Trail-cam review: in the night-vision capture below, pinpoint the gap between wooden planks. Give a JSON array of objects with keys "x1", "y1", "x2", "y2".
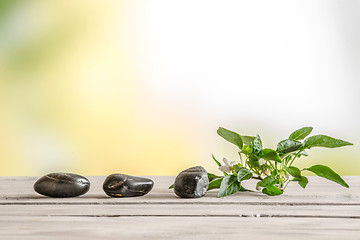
[{"x1": 1, "y1": 204, "x2": 360, "y2": 218}]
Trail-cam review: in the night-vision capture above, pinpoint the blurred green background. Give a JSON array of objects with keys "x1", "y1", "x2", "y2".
[{"x1": 0, "y1": 0, "x2": 359, "y2": 176}]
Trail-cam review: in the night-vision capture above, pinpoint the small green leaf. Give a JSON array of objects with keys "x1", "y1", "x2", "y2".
[
  {"x1": 284, "y1": 166, "x2": 301, "y2": 179},
  {"x1": 247, "y1": 155, "x2": 260, "y2": 169},
  {"x1": 237, "y1": 168, "x2": 253, "y2": 182},
  {"x1": 258, "y1": 176, "x2": 277, "y2": 187},
  {"x1": 276, "y1": 139, "x2": 303, "y2": 154},
  {"x1": 208, "y1": 178, "x2": 223, "y2": 190},
  {"x1": 208, "y1": 173, "x2": 221, "y2": 182},
  {"x1": 241, "y1": 145, "x2": 253, "y2": 155},
  {"x1": 242, "y1": 136, "x2": 255, "y2": 145},
  {"x1": 232, "y1": 164, "x2": 241, "y2": 173},
  {"x1": 271, "y1": 169, "x2": 279, "y2": 177},
  {"x1": 262, "y1": 185, "x2": 283, "y2": 196},
  {"x1": 289, "y1": 127, "x2": 313, "y2": 141},
  {"x1": 169, "y1": 184, "x2": 174, "y2": 189},
  {"x1": 292, "y1": 176, "x2": 308, "y2": 188},
  {"x1": 298, "y1": 176, "x2": 308, "y2": 188},
  {"x1": 259, "y1": 149, "x2": 281, "y2": 163},
  {"x1": 304, "y1": 135, "x2": 353, "y2": 149},
  {"x1": 217, "y1": 175, "x2": 240, "y2": 197},
  {"x1": 303, "y1": 165, "x2": 349, "y2": 188},
  {"x1": 253, "y1": 134, "x2": 263, "y2": 153},
  {"x1": 217, "y1": 127, "x2": 243, "y2": 149},
  {"x1": 212, "y1": 154, "x2": 221, "y2": 167}
]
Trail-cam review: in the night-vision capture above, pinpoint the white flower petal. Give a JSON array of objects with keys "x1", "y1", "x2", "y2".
[
  {"x1": 219, "y1": 165, "x2": 231, "y2": 173},
  {"x1": 259, "y1": 159, "x2": 266, "y2": 165},
  {"x1": 222, "y1": 158, "x2": 230, "y2": 166},
  {"x1": 230, "y1": 161, "x2": 236, "y2": 166}
]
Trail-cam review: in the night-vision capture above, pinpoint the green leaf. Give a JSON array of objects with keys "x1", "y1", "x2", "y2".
[
  {"x1": 232, "y1": 164, "x2": 241, "y2": 173},
  {"x1": 242, "y1": 136, "x2": 255, "y2": 145},
  {"x1": 237, "y1": 168, "x2": 253, "y2": 182},
  {"x1": 258, "y1": 176, "x2": 277, "y2": 187},
  {"x1": 276, "y1": 139, "x2": 303, "y2": 154},
  {"x1": 208, "y1": 178, "x2": 223, "y2": 190},
  {"x1": 298, "y1": 176, "x2": 308, "y2": 188},
  {"x1": 208, "y1": 173, "x2": 221, "y2": 182},
  {"x1": 169, "y1": 184, "x2": 174, "y2": 189},
  {"x1": 271, "y1": 169, "x2": 279, "y2": 177},
  {"x1": 241, "y1": 145, "x2": 253, "y2": 155},
  {"x1": 284, "y1": 166, "x2": 301, "y2": 179},
  {"x1": 217, "y1": 127, "x2": 243, "y2": 149},
  {"x1": 262, "y1": 185, "x2": 283, "y2": 196},
  {"x1": 259, "y1": 149, "x2": 282, "y2": 163},
  {"x1": 212, "y1": 154, "x2": 221, "y2": 167},
  {"x1": 289, "y1": 127, "x2": 313, "y2": 141},
  {"x1": 217, "y1": 175, "x2": 240, "y2": 197},
  {"x1": 253, "y1": 134, "x2": 262, "y2": 153},
  {"x1": 304, "y1": 135, "x2": 353, "y2": 149},
  {"x1": 303, "y1": 165, "x2": 349, "y2": 188},
  {"x1": 292, "y1": 176, "x2": 308, "y2": 188},
  {"x1": 247, "y1": 155, "x2": 260, "y2": 169}
]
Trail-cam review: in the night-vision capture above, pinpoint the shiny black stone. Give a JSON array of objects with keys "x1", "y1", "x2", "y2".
[
  {"x1": 174, "y1": 166, "x2": 209, "y2": 198},
  {"x1": 103, "y1": 174, "x2": 154, "y2": 197},
  {"x1": 33, "y1": 173, "x2": 90, "y2": 198}
]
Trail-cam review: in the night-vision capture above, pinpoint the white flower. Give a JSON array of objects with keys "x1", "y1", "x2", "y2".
[
  {"x1": 260, "y1": 169, "x2": 271, "y2": 178},
  {"x1": 219, "y1": 158, "x2": 236, "y2": 173},
  {"x1": 259, "y1": 159, "x2": 266, "y2": 166}
]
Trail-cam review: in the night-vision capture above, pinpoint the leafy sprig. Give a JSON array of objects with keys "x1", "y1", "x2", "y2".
[{"x1": 210, "y1": 127, "x2": 353, "y2": 197}]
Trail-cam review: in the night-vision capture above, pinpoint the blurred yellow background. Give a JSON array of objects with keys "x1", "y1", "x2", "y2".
[{"x1": 1, "y1": 1, "x2": 359, "y2": 176}]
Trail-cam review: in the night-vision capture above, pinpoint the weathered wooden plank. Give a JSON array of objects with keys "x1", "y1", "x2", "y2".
[
  {"x1": 0, "y1": 204, "x2": 359, "y2": 218},
  {"x1": 0, "y1": 216, "x2": 359, "y2": 240},
  {"x1": 1, "y1": 176, "x2": 359, "y2": 205},
  {"x1": 0, "y1": 176, "x2": 359, "y2": 239}
]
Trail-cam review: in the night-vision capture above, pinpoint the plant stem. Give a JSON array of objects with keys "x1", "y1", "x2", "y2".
[
  {"x1": 288, "y1": 150, "x2": 302, "y2": 167},
  {"x1": 282, "y1": 179, "x2": 290, "y2": 190},
  {"x1": 252, "y1": 176, "x2": 263, "y2": 180},
  {"x1": 238, "y1": 152, "x2": 244, "y2": 166},
  {"x1": 267, "y1": 160, "x2": 275, "y2": 170}
]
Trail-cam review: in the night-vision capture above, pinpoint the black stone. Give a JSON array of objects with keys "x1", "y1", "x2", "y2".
[
  {"x1": 174, "y1": 166, "x2": 209, "y2": 198},
  {"x1": 103, "y1": 174, "x2": 154, "y2": 197},
  {"x1": 33, "y1": 173, "x2": 90, "y2": 198}
]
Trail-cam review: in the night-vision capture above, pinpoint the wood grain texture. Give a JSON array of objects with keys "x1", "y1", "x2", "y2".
[
  {"x1": 1, "y1": 216, "x2": 359, "y2": 240},
  {"x1": 0, "y1": 176, "x2": 359, "y2": 239}
]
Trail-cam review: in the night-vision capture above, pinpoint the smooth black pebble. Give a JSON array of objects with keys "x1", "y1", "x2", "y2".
[
  {"x1": 174, "y1": 166, "x2": 209, "y2": 198},
  {"x1": 103, "y1": 174, "x2": 154, "y2": 197},
  {"x1": 33, "y1": 173, "x2": 90, "y2": 198}
]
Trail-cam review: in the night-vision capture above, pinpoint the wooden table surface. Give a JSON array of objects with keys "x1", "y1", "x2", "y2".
[{"x1": 1, "y1": 176, "x2": 360, "y2": 239}]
